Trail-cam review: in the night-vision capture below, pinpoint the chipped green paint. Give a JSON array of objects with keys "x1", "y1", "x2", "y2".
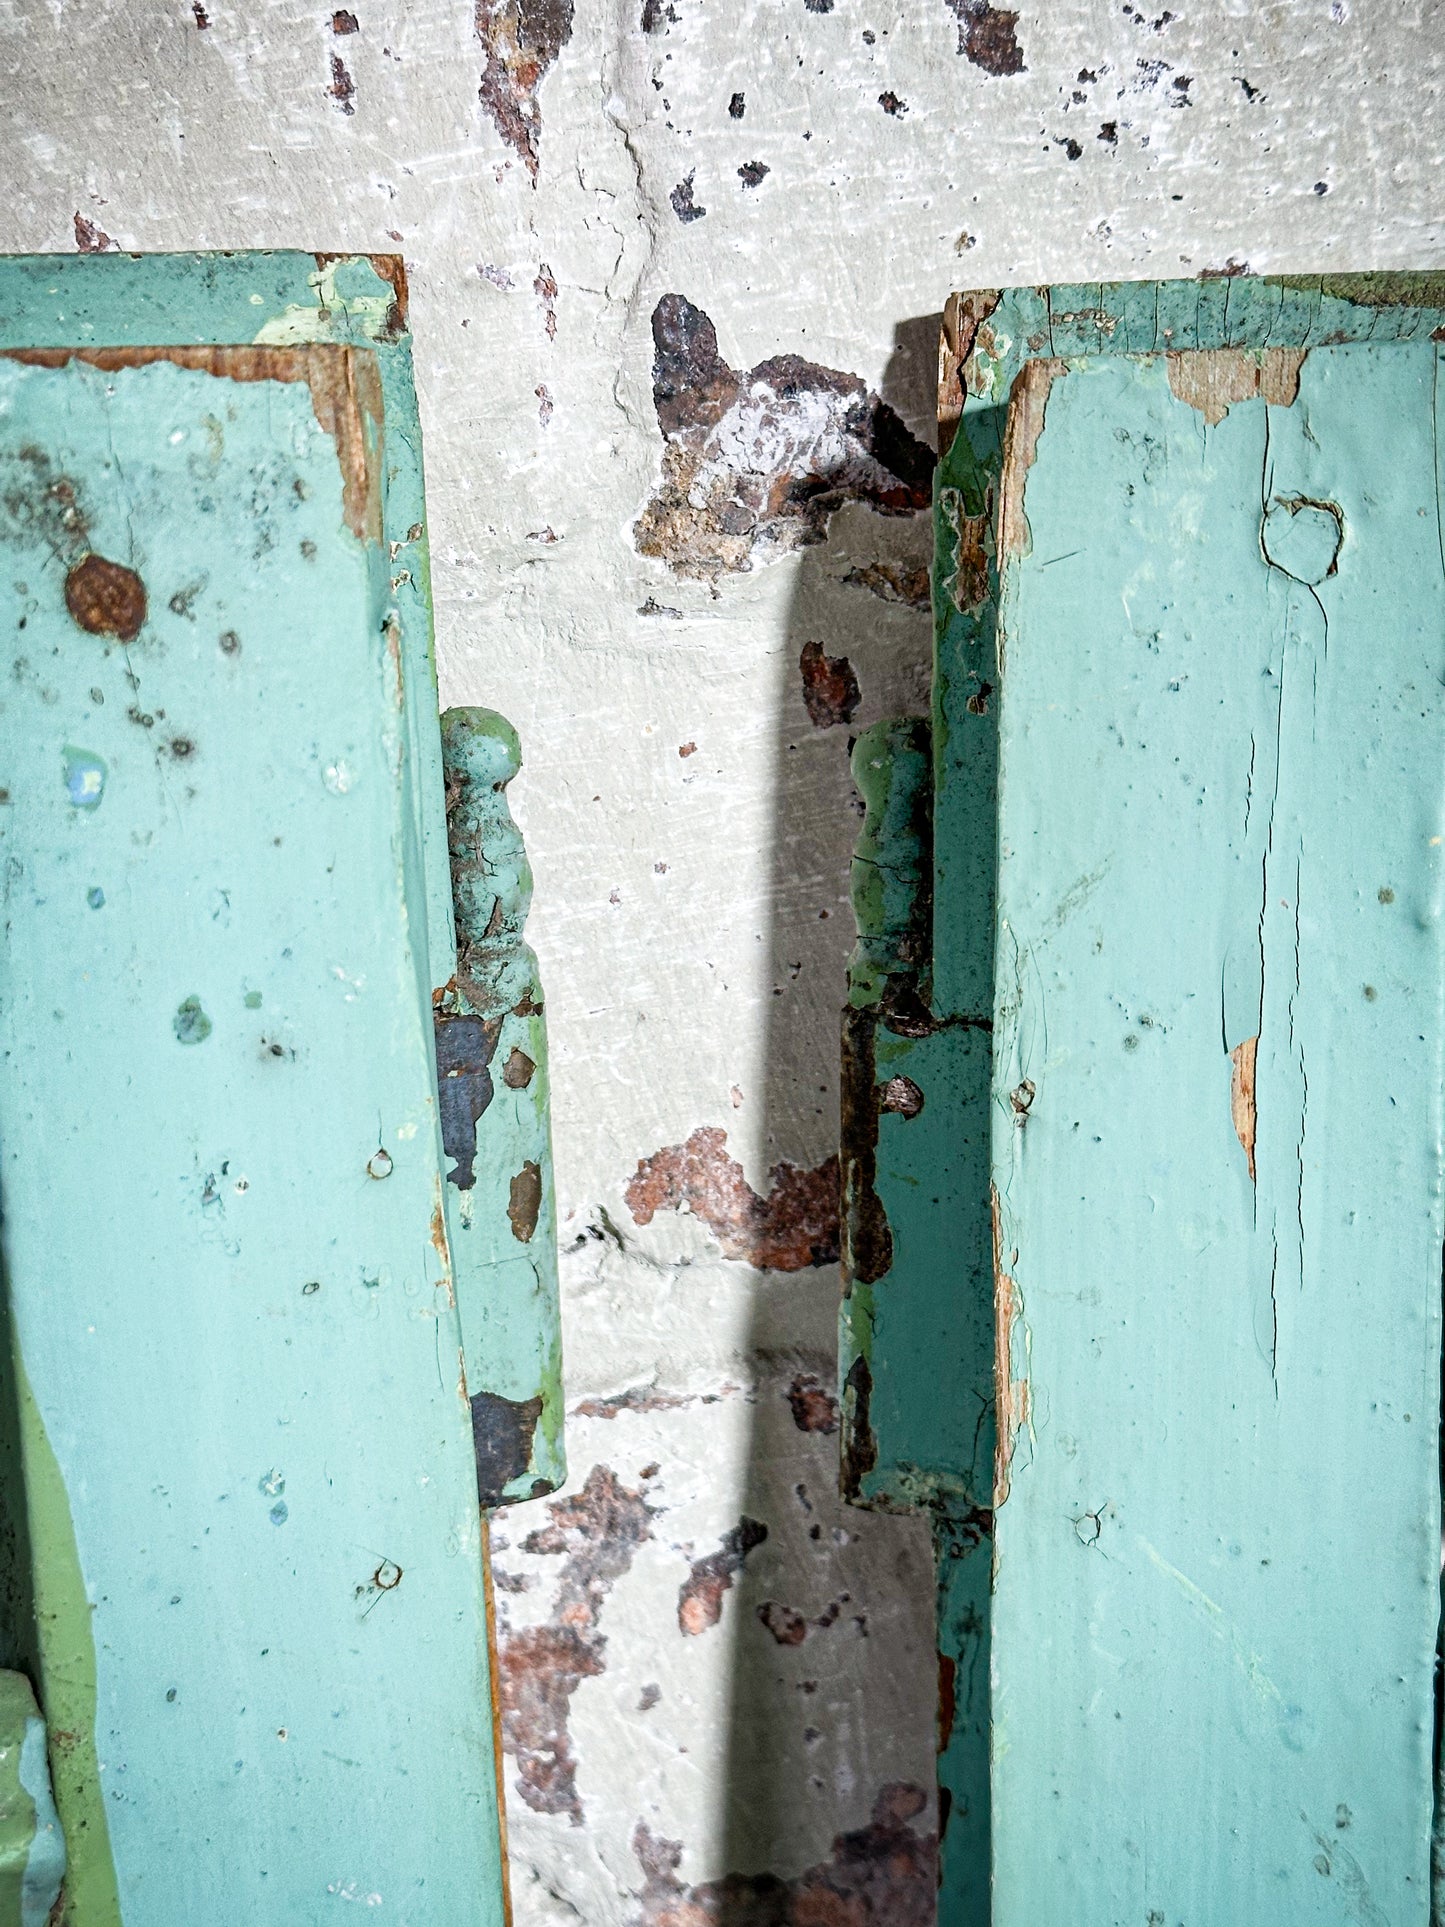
[
  {"x1": 0, "y1": 1669, "x2": 66, "y2": 1927},
  {"x1": 436, "y1": 708, "x2": 565, "y2": 1507},
  {"x1": 0, "y1": 255, "x2": 517, "y2": 1925},
  {"x1": 847, "y1": 273, "x2": 1445, "y2": 1924}
]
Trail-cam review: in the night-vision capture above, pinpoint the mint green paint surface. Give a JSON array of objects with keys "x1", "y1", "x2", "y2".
[
  {"x1": 436, "y1": 709, "x2": 565, "y2": 1506},
  {"x1": 989, "y1": 338, "x2": 1443, "y2": 1923},
  {"x1": 847, "y1": 274, "x2": 1445, "y2": 1923},
  {"x1": 0, "y1": 1671, "x2": 65, "y2": 1926},
  {"x1": 0, "y1": 256, "x2": 516, "y2": 1924}
]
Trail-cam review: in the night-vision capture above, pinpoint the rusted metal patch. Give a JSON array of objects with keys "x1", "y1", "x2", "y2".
[
  {"x1": 4, "y1": 345, "x2": 385, "y2": 541},
  {"x1": 1165, "y1": 347, "x2": 1306, "y2": 425},
  {"x1": 787, "y1": 1372, "x2": 840, "y2": 1434},
  {"x1": 63, "y1": 553, "x2": 146, "y2": 641},
  {"x1": 472, "y1": 1391, "x2": 545, "y2": 1508},
  {"x1": 1230, "y1": 1033, "x2": 1258, "y2": 1182},
  {"x1": 625, "y1": 1125, "x2": 840, "y2": 1271},
  {"x1": 997, "y1": 357, "x2": 1065, "y2": 563},
  {"x1": 677, "y1": 1516, "x2": 768, "y2": 1635},
  {"x1": 799, "y1": 640, "x2": 861, "y2": 728},
  {"x1": 495, "y1": 1466, "x2": 656, "y2": 1823},
  {"x1": 633, "y1": 1780, "x2": 936, "y2": 1925},
  {"x1": 634, "y1": 294, "x2": 934, "y2": 580},
  {"x1": 946, "y1": 0, "x2": 1025, "y2": 73},
  {"x1": 475, "y1": 0, "x2": 575, "y2": 181}
]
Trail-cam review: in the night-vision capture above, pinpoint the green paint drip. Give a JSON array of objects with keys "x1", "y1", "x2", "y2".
[{"x1": 12, "y1": 1362, "x2": 121, "y2": 1927}]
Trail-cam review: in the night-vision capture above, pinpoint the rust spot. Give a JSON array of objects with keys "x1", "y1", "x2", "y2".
[
  {"x1": 1231, "y1": 1034, "x2": 1258, "y2": 1182},
  {"x1": 624, "y1": 1125, "x2": 839, "y2": 1271},
  {"x1": 998, "y1": 358, "x2": 1065, "y2": 563},
  {"x1": 842, "y1": 560, "x2": 931, "y2": 609},
  {"x1": 737, "y1": 159, "x2": 770, "y2": 188},
  {"x1": 476, "y1": 0, "x2": 575, "y2": 182},
  {"x1": 471, "y1": 1390, "x2": 545, "y2": 1505},
  {"x1": 678, "y1": 740, "x2": 698, "y2": 756},
  {"x1": 7, "y1": 344, "x2": 385, "y2": 541},
  {"x1": 799, "y1": 639, "x2": 861, "y2": 728},
  {"x1": 495, "y1": 1466, "x2": 656, "y2": 1822},
  {"x1": 534, "y1": 263, "x2": 558, "y2": 341},
  {"x1": 878, "y1": 90, "x2": 908, "y2": 115},
  {"x1": 502, "y1": 1045, "x2": 536, "y2": 1088},
  {"x1": 328, "y1": 51, "x2": 356, "y2": 111},
  {"x1": 634, "y1": 1781, "x2": 935, "y2": 1925},
  {"x1": 64, "y1": 554, "x2": 146, "y2": 641},
  {"x1": 878, "y1": 1074, "x2": 925, "y2": 1118},
  {"x1": 331, "y1": 7, "x2": 359, "y2": 28},
  {"x1": 947, "y1": 0, "x2": 1025, "y2": 73},
  {"x1": 669, "y1": 172, "x2": 706, "y2": 223},
  {"x1": 1166, "y1": 347, "x2": 1305, "y2": 426},
  {"x1": 677, "y1": 1517, "x2": 768, "y2": 1635},
  {"x1": 938, "y1": 1651, "x2": 957, "y2": 1752},
  {"x1": 508, "y1": 1160, "x2": 543, "y2": 1242},
  {"x1": 757, "y1": 1599, "x2": 809, "y2": 1645},
  {"x1": 635, "y1": 294, "x2": 934, "y2": 580},
  {"x1": 72, "y1": 212, "x2": 116, "y2": 254},
  {"x1": 192, "y1": 2, "x2": 210, "y2": 23},
  {"x1": 787, "y1": 1372, "x2": 840, "y2": 1435}
]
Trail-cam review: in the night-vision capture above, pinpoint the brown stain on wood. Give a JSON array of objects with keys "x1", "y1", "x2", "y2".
[
  {"x1": 1166, "y1": 347, "x2": 1306, "y2": 425},
  {"x1": 313, "y1": 250, "x2": 409, "y2": 340},
  {"x1": 4, "y1": 344, "x2": 385, "y2": 543},
  {"x1": 1231, "y1": 1034, "x2": 1258, "y2": 1182},
  {"x1": 991, "y1": 1183, "x2": 1026, "y2": 1511},
  {"x1": 508, "y1": 1160, "x2": 543, "y2": 1242},
  {"x1": 998, "y1": 357, "x2": 1065, "y2": 564}
]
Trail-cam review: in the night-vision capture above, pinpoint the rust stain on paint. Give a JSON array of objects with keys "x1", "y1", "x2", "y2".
[
  {"x1": 998, "y1": 358, "x2": 1065, "y2": 563},
  {"x1": 471, "y1": 1390, "x2": 544, "y2": 1505},
  {"x1": 1166, "y1": 347, "x2": 1305, "y2": 426},
  {"x1": 634, "y1": 1781, "x2": 936, "y2": 1924},
  {"x1": 842, "y1": 559, "x2": 931, "y2": 609},
  {"x1": 495, "y1": 1465, "x2": 656, "y2": 1822},
  {"x1": 757, "y1": 1599, "x2": 809, "y2": 1645},
  {"x1": 946, "y1": 0, "x2": 1025, "y2": 73},
  {"x1": 635, "y1": 294, "x2": 935, "y2": 580},
  {"x1": 1231, "y1": 1033, "x2": 1258, "y2": 1182},
  {"x1": 677, "y1": 1517, "x2": 768, "y2": 1635},
  {"x1": 64, "y1": 553, "x2": 146, "y2": 641},
  {"x1": 787, "y1": 1372, "x2": 840, "y2": 1434},
  {"x1": 72, "y1": 212, "x2": 117, "y2": 254},
  {"x1": 476, "y1": 0, "x2": 575, "y2": 181},
  {"x1": 799, "y1": 639, "x2": 861, "y2": 728},
  {"x1": 625, "y1": 1125, "x2": 840, "y2": 1271}
]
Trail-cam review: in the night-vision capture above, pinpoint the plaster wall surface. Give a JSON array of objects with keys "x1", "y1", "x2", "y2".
[{"x1": 1, "y1": 2, "x2": 1439, "y2": 1919}]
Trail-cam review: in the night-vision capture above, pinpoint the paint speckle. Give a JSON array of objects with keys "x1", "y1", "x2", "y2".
[
  {"x1": 367, "y1": 1147, "x2": 394, "y2": 1180},
  {"x1": 879, "y1": 90, "x2": 907, "y2": 115},
  {"x1": 259, "y1": 1469, "x2": 285, "y2": 1498},
  {"x1": 86, "y1": 886, "x2": 105, "y2": 909},
  {"x1": 63, "y1": 748, "x2": 107, "y2": 810},
  {"x1": 269, "y1": 1502, "x2": 289, "y2": 1526},
  {"x1": 173, "y1": 995, "x2": 213, "y2": 1046}
]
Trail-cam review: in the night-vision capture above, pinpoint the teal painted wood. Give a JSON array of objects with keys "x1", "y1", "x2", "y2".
[
  {"x1": 846, "y1": 273, "x2": 1445, "y2": 1923},
  {"x1": 436, "y1": 710, "x2": 564, "y2": 1506},
  {"x1": 0, "y1": 1672, "x2": 65, "y2": 1926},
  {"x1": 989, "y1": 337, "x2": 1444, "y2": 1925},
  {"x1": 0, "y1": 260, "x2": 517, "y2": 1925}
]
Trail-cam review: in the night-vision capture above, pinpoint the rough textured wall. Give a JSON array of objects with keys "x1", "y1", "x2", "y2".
[{"x1": 3, "y1": 2, "x2": 1438, "y2": 1919}]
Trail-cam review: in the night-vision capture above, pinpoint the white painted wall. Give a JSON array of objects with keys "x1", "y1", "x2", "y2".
[{"x1": 5, "y1": 2, "x2": 1438, "y2": 1917}]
